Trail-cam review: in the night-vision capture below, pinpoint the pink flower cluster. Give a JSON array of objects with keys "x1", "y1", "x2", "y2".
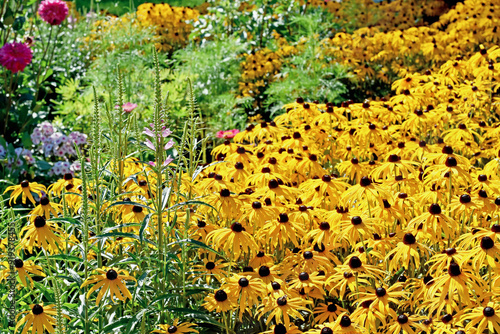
[
  {"x1": 0, "y1": 42, "x2": 33, "y2": 73},
  {"x1": 143, "y1": 123, "x2": 174, "y2": 167},
  {"x1": 0, "y1": 143, "x2": 35, "y2": 169},
  {"x1": 38, "y1": 0, "x2": 69, "y2": 26},
  {"x1": 123, "y1": 102, "x2": 138, "y2": 113},
  {"x1": 49, "y1": 160, "x2": 81, "y2": 176},
  {"x1": 31, "y1": 121, "x2": 87, "y2": 158},
  {"x1": 216, "y1": 129, "x2": 240, "y2": 139}
]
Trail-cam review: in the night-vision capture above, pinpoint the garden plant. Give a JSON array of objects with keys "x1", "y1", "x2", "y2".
[{"x1": 2, "y1": 0, "x2": 500, "y2": 333}]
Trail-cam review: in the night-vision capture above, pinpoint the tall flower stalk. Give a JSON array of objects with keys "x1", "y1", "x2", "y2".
[
  {"x1": 3, "y1": 198, "x2": 17, "y2": 327},
  {"x1": 145, "y1": 49, "x2": 174, "y2": 317}
]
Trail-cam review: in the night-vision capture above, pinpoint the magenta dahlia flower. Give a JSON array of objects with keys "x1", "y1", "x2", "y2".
[
  {"x1": 0, "y1": 42, "x2": 33, "y2": 73},
  {"x1": 38, "y1": 0, "x2": 69, "y2": 26}
]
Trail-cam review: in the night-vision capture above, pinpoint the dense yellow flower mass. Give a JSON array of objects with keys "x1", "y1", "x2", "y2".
[
  {"x1": 136, "y1": 3, "x2": 200, "y2": 52},
  {"x1": 241, "y1": 0, "x2": 500, "y2": 104},
  {"x1": 7, "y1": 39, "x2": 499, "y2": 332},
  {"x1": 5, "y1": 1, "x2": 500, "y2": 332}
]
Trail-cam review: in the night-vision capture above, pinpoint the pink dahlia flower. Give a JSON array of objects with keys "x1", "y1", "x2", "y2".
[
  {"x1": 38, "y1": 0, "x2": 69, "y2": 26},
  {"x1": 216, "y1": 129, "x2": 240, "y2": 139},
  {"x1": 0, "y1": 42, "x2": 33, "y2": 73}
]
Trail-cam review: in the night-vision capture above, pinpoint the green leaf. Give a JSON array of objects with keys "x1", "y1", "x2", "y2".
[
  {"x1": 92, "y1": 232, "x2": 157, "y2": 247},
  {"x1": 167, "y1": 238, "x2": 221, "y2": 255},
  {"x1": 33, "y1": 281, "x2": 55, "y2": 301},
  {"x1": 42, "y1": 68, "x2": 54, "y2": 83},
  {"x1": 48, "y1": 254, "x2": 83, "y2": 263},
  {"x1": 106, "y1": 201, "x2": 154, "y2": 212},
  {"x1": 103, "y1": 317, "x2": 132, "y2": 333},
  {"x1": 67, "y1": 268, "x2": 83, "y2": 286},
  {"x1": 22, "y1": 132, "x2": 32, "y2": 148},
  {"x1": 12, "y1": 16, "x2": 25, "y2": 31},
  {"x1": 168, "y1": 199, "x2": 218, "y2": 213},
  {"x1": 50, "y1": 217, "x2": 81, "y2": 226},
  {"x1": 150, "y1": 293, "x2": 180, "y2": 304},
  {"x1": 3, "y1": 7, "x2": 14, "y2": 26},
  {"x1": 35, "y1": 159, "x2": 52, "y2": 171},
  {"x1": 139, "y1": 213, "x2": 151, "y2": 243}
]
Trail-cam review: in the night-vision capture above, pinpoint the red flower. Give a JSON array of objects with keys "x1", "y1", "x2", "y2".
[
  {"x1": 216, "y1": 129, "x2": 240, "y2": 139},
  {"x1": 38, "y1": 0, "x2": 69, "y2": 26},
  {"x1": 0, "y1": 42, "x2": 33, "y2": 73}
]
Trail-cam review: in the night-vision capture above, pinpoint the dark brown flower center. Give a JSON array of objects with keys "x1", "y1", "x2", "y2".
[
  {"x1": 445, "y1": 156, "x2": 457, "y2": 167},
  {"x1": 205, "y1": 262, "x2": 215, "y2": 270},
  {"x1": 448, "y1": 263, "x2": 461, "y2": 277},
  {"x1": 388, "y1": 154, "x2": 399, "y2": 163},
  {"x1": 214, "y1": 290, "x2": 228, "y2": 302},
  {"x1": 360, "y1": 177, "x2": 371, "y2": 187},
  {"x1": 351, "y1": 216, "x2": 362, "y2": 225},
  {"x1": 277, "y1": 296, "x2": 287, "y2": 306},
  {"x1": 428, "y1": 203, "x2": 441, "y2": 215},
  {"x1": 238, "y1": 277, "x2": 249, "y2": 287},
  {"x1": 271, "y1": 281, "x2": 281, "y2": 290},
  {"x1": 349, "y1": 256, "x2": 362, "y2": 269},
  {"x1": 327, "y1": 303, "x2": 337, "y2": 312},
  {"x1": 319, "y1": 221, "x2": 330, "y2": 231},
  {"x1": 459, "y1": 194, "x2": 471, "y2": 204},
  {"x1": 39, "y1": 196, "x2": 50, "y2": 205},
  {"x1": 442, "y1": 146, "x2": 453, "y2": 154},
  {"x1": 339, "y1": 315, "x2": 352, "y2": 327},
  {"x1": 32, "y1": 304, "x2": 44, "y2": 315},
  {"x1": 397, "y1": 314, "x2": 408, "y2": 324},
  {"x1": 278, "y1": 213, "x2": 289, "y2": 223},
  {"x1": 34, "y1": 216, "x2": 46, "y2": 228},
  {"x1": 231, "y1": 222, "x2": 243, "y2": 232},
  {"x1": 484, "y1": 307, "x2": 495, "y2": 317},
  {"x1": 132, "y1": 205, "x2": 143, "y2": 213},
  {"x1": 14, "y1": 259, "x2": 24, "y2": 268},
  {"x1": 375, "y1": 287, "x2": 387, "y2": 297},
  {"x1": 403, "y1": 233, "x2": 416, "y2": 245},
  {"x1": 423, "y1": 275, "x2": 434, "y2": 285},
  {"x1": 303, "y1": 251, "x2": 313, "y2": 260},
  {"x1": 481, "y1": 236, "x2": 494, "y2": 250},
  {"x1": 445, "y1": 248, "x2": 456, "y2": 255},
  {"x1": 259, "y1": 266, "x2": 270, "y2": 277},
  {"x1": 268, "y1": 179, "x2": 279, "y2": 189},
  {"x1": 252, "y1": 201, "x2": 262, "y2": 209},
  {"x1": 21, "y1": 180, "x2": 30, "y2": 188},
  {"x1": 441, "y1": 314, "x2": 453, "y2": 324},
  {"x1": 274, "y1": 324, "x2": 287, "y2": 334},
  {"x1": 167, "y1": 325, "x2": 178, "y2": 333},
  {"x1": 298, "y1": 272, "x2": 309, "y2": 281},
  {"x1": 106, "y1": 269, "x2": 118, "y2": 280}
]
